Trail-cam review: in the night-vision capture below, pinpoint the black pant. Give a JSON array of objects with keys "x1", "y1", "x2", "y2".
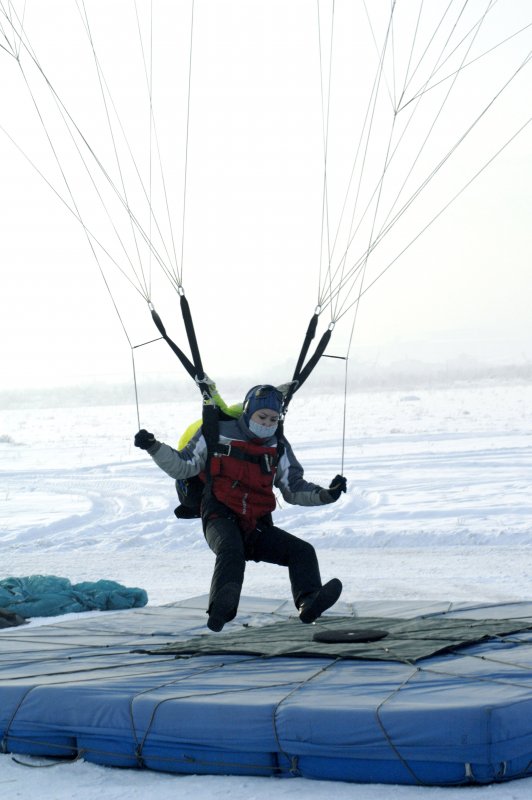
[{"x1": 204, "y1": 516, "x2": 322, "y2": 614}]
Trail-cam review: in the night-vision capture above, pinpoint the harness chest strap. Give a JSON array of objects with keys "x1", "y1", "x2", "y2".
[{"x1": 212, "y1": 443, "x2": 278, "y2": 475}]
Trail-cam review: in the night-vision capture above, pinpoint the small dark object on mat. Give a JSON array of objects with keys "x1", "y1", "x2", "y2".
[{"x1": 313, "y1": 628, "x2": 389, "y2": 644}]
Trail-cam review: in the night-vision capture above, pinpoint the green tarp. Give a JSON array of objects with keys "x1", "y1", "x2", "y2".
[
  {"x1": 0, "y1": 575, "x2": 148, "y2": 619},
  {"x1": 148, "y1": 614, "x2": 532, "y2": 663}
]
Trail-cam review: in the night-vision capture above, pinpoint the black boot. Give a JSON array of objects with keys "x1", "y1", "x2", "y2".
[
  {"x1": 299, "y1": 578, "x2": 342, "y2": 624},
  {"x1": 207, "y1": 582, "x2": 241, "y2": 632}
]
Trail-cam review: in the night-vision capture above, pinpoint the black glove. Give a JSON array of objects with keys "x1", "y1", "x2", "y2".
[
  {"x1": 134, "y1": 429, "x2": 156, "y2": 450},
  {"x1": 328, "y1": 474, "x2": 347, "y2": 501}
]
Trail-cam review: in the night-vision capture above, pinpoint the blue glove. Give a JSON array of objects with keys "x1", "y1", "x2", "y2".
[
  {"x1": 134, "y1": 429, "x2": 156, "y2": 450},
  {"x1": 328, "y1": 474, "x2": 347, "y2": 501}
]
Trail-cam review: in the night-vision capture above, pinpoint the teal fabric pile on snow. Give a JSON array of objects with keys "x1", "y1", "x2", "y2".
[{"x1": 0, "y1": 575, "x2": 148, "y2": 618}]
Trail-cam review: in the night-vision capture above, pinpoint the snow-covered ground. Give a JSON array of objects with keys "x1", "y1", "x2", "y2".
[{"x1": 1, "y1": 380, "x2": 531, "y2": 799}]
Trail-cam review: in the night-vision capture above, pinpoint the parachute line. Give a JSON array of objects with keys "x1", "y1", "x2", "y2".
[
  {"x1": 401, "y1": 20, "x2": 532, "y2": 110},
  {"x1": 179, "y1": 0, "x2": 195, "y2": 285},
  {"x1": 309, "y1": 0, "x2": 530, "y2": 468},
  {"x1": 319, "y1": 42, "x2": 532, "y2": 319},
  {"x1": 398, "y1": 0, "x2": 424, "y2": 102},
  {"x1": 1, "y1": 4, "x2": 148, "y2": 426},
  {"x1": 131, "y1": 349, "x2": 141, "y2": 430},
  {"x1": 1, "y1": 2, "x2": 530, "y2": 427},
  {"x1": 0, "y1": 125, "x2": 145, "y2": 302},
  {"x1": 317, "y1": 0, "x2": 399, "y2": 317},
  {"x1": 333, "y1": 0, "x2": 494, "y2": 323},
  {"x1": 74, "y1": 0, "x2": 182, "y2": 292},
  {"x1": 316, "y1": 0, "x2": 335, "y2": 314},
  {"x1": 312, "y1": 0, "x2": 530, "y2": 320},
  {"x1": 326, "y1": 0, "x2": 398, "y2": 323},
  {"x1": 132, "y1": 0, "x2": 187, "y2": 290},
  {"x1": 0, "y1": 2, "x2": 183, "y2": 298},
  {"x1": 76, "y1": 0, "x2": 150, "y2": 299},
  {"x1": 5, "y1": 38, "x2": 147, "y2": 328},
  {"x1": 398, "y1": 0, "x2": 460, "y2": 105},
  {"x1": 336, "y1": 113, "x2": 532, "y2": 322}
]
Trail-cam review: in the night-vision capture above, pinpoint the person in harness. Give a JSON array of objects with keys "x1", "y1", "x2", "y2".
[
  {"x1": 134, "y1": 384, "x2": 347, "y2": 632},
  {"x1": 172, "y1": 378, "x2": 293, "y2": 518}
]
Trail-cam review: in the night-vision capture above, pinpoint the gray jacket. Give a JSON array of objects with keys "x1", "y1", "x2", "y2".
[{"x1": 148, "y1": 416, "x2": 334, "y2": 507}]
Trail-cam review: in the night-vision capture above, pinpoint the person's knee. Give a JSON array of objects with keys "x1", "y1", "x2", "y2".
[
  {"x1": 293, "y1": 537, "x2": 317, "y2": 560},
  {"x1": 289, "y1": 539, "x2": 319, "y2": 576},
  {"x1": 263, "y1": 526, "x2": 317, "y2": 565}
]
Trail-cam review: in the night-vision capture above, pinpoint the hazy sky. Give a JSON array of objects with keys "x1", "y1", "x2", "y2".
[{"x1": 1, "y1": 1, "x2": 531, "y2": 391}]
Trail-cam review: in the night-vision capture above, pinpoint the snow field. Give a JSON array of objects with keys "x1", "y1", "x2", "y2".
[{"x1": 0, "y1": 380, "x2": 531, "y2": 798}]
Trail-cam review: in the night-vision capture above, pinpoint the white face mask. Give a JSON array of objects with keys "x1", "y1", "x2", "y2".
[{"x1": 248, "y1": 419, "x2": 278, "y2": 438}]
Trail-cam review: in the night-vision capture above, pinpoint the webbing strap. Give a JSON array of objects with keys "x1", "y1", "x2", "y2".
[
  {"x1": 285, "y1": 313, "x2": 332, "y2": 410},
  {"x1": 213, "y1": 443, "x2": 278, "y2": 475},
  {"x1": 201, "y1": 403, "x2": 220, "y2": 482},
  {"x1": 292, "y1": 313, "x2": 319, "y2": 384},
  {"x1": 151, "y1": 295, "x2": 330, "y2": 419},
  {"x1": 296, "y1": 328, "x2": 332, "y2": 387},
  {"x1": 150, "y1": 293, "x2": 213, "y2": 401},
  {"x1": 150, "y1": 307, "x2": 195, "y2": 378},
  {"x1": 180, "y1": 294, "x2": 204, "y2": 380}
]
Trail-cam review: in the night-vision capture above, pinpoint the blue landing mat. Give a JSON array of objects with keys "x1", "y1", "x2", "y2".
[{"x1": 1, "y1": 597, "x2": 532, "y2": 786}]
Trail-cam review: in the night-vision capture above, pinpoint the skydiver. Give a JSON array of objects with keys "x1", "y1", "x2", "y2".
[{"x1": 134, "y1": 384, "x2": 346, "y2": 632}]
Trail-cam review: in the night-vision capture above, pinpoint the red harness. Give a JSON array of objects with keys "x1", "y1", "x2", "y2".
[{"x1": 206, "y1": 439, "x2": 278, "y2": 532}]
